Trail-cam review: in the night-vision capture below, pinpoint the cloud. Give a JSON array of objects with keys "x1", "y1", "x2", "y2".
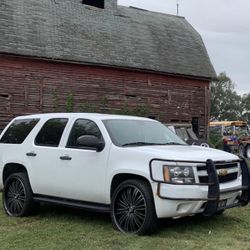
[{"x1": 118, "y1": 0, "x2": 250, "y2": 94}]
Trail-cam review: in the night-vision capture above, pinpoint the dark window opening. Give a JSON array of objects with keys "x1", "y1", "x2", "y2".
[
  {"x1": 0, "y1": 119, "x2": 39, "y2": 144},
  {"x1": 192, "y1": 117, "x2": 199, "y2": 137},
  {"x1": 125, "y1": 94, "x2": 137, "y2": 98},
  {"x1": 0, "y1": 94, "x2": 9, "y2": 98},
  {"x1": 170, "y1": 119, "x2": 179, "y2": 123},
  {"x1": 82, "y1": 0, "x2": 104, "y2": 9},
  {"x1": 148, "y1": 116, "x2": 156, "y2": 120},
  {"x1": 35, "y1": 118, "x2": 68, "y2": 147}
]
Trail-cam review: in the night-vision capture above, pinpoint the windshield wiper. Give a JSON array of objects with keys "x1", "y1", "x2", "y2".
[
  {"x1": 122, "y1": 142, "x2": 184, "y2": 147},
  {"x1": 122, "y1": 142, "x2": 161, "y2": 147},
  {"x1": 159, "y1": 142, "x2": 184, "y2": 145}
]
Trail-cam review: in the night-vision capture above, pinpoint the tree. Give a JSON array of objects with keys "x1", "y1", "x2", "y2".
[
  {"x1": 210, "y1": 72, "x2": 243, "y2": 121},
  {"x1": 242, "y1": 93, "x2": 250, "y2": 122}
]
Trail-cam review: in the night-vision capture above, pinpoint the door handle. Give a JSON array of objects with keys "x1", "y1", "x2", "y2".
[
  {"x1": 60, "y1": 155, "x2": 72, "y2": 161},
  {"x1": 26, "y1": 152, "x2": 37, "y2": 157}
]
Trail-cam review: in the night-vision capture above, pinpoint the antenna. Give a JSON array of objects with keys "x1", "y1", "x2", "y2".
[{"x1": 177, "y1": 0, "x2": 179, "y2": 16}]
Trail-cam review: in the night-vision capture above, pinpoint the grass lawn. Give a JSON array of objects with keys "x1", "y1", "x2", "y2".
[
  {"x1": 1, "y1": 195, "x2": 250, "y2": 250},
  {"x1": 0, "y1": 160, "x2": 249, "y2": 249}
]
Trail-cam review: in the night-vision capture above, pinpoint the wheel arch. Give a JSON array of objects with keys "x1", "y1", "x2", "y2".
[
  {"x1": 110, "y1": 173, "x2": 158, "y2": 234},
  {"x1": 110, "y1": 173, "x2": 153, "y2": 199},
  {"x1": 3, "y1": 163, "x2": 28, "y2": 184}
]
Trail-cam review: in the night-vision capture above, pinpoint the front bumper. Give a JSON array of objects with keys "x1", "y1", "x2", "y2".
[
  {"x1": 203, "y1": 158, "x2": 249, "y2": 216},
  {"x1": 150, "y1": 158, "x2": 250, "y2": 217}
]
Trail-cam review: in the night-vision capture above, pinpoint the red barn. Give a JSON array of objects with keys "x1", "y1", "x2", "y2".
[{"x1": 0, "y1": 0, "x2": 216, "y2": 137}]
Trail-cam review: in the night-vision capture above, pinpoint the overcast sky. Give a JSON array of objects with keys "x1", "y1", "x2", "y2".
[{"x1": 118, "y1": 0, "x2": 250, "y2": 95}]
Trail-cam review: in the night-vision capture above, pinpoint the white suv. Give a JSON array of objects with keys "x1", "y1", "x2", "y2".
[{"x1": 0, "y1": 113, "x2": 249, "y2": 235}]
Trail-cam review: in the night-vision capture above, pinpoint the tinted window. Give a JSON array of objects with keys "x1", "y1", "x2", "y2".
[
  {"x1": 35, "y1": 118, "x2": 68, "y2": 147},
  {"x1": 67, "y1": 119, "x2": 102, "y2": 148},
  {"x1": 0, "y1": 119, "x2": 39, "y2": 144}
]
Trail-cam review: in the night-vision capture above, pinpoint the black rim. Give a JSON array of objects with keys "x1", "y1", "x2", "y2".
[
  {"x1": 4, "y1": 177, "x2": 26, "y2": 216},
  {"x1": 113, "y1": 185, "x2": 146, "y2": 233}
]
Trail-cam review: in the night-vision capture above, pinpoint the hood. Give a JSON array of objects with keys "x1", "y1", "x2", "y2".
[{"x1": 126, "y1": 145, "x2": 239, "y2": 162}]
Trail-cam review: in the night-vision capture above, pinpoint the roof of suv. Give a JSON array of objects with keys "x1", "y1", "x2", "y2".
[{"x1": 14, "y1": 113, "x2": 155, "y2": 121}]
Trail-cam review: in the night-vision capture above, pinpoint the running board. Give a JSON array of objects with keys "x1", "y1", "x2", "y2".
[{"x1": 33, "y1": 194, "x2": 110, "y2": 213}]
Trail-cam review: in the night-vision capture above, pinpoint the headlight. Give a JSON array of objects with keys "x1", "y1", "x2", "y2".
[{"x1": 163, "y1": 166, "x2": 195, "y2": 184}]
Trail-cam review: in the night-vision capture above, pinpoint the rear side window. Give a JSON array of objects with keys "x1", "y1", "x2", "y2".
[
  {"x1": 0, "y1": 119, "x2": 39, "y2": 144},
  {"x1": 35, "y1": 118, "x2": 68, "y2": 147}
]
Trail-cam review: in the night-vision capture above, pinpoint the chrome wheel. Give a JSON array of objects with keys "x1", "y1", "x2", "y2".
[
  {"x1": 113, "y1": 185, "x2": 147, "y2": 233},
  {"x1": 4, "y1": 177, "x2": 26, "y2": 216}
]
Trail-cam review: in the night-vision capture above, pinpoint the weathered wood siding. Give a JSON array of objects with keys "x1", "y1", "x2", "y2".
[{"x1": 0, "y1": 55, "x2": 210, "y2": 137}]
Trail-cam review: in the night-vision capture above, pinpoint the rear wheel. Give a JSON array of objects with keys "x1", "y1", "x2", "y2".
[
  {"x1": 111, "y1": 179, "x2": 157, "y2": 235},
  {"x1": 3, "y1": 173, "x2": 34, "y2": 217}
]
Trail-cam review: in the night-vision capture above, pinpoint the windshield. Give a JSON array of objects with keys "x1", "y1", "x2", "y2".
[{"x1": 103, "y1": 119, "x2": 186, "y2": 147}]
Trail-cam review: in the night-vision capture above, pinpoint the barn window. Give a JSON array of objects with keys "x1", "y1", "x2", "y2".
[
  {"x1": 82, "y1": 0, "x2": 104, "y2": 9},
  {"x1": 192, "y1": 117, "x2": 199, "y2": 136},
  {"x1": 0, "y1": 94, "x2": 9, "y2": 98}
]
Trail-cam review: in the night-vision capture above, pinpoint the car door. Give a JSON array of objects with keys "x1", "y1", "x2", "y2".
[
  {"x1": 52, "y1": 118, "x2": 110, "y2": 204},
  {"x1": 27, "y1": 117, "x2": 70, "y2": 196}
]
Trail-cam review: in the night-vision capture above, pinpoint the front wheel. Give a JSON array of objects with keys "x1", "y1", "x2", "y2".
[
  {"x1": 111, "y1": 179, "x2": 157, "y2": 235},
  {"x1": 3, "y1": 173, "x2": 34, "y2": 217}
]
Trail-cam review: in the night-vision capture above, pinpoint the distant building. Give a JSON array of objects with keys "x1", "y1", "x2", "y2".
[{"x1": 0, "y1": 0, "x2": 216, "y2": 137}]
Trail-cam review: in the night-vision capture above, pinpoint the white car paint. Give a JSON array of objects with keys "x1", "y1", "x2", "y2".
[{"x1": 0, "y1": 113, "x2": 246, "y2": 219}]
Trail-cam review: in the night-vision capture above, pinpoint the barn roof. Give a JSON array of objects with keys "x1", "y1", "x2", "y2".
[{"x1": 0, "y1": 0, "x2": 216, "y2": 79}]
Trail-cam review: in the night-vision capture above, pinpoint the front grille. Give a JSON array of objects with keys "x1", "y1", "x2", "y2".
[
  {"x1": 197, "y1": 162, "x2": 239, "y2": 184},
  {"x1": 199, "y1": 172, "x2": 238, "y2": 184}
]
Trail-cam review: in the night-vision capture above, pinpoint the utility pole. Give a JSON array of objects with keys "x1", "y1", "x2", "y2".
[{"x1": 177, "y1": 0, "x2": 179, "y2": 16}]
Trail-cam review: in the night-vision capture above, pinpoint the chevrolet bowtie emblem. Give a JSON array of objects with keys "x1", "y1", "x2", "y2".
[{"x1": 218, "y1": 169, "x2": 228, "y2": 176}]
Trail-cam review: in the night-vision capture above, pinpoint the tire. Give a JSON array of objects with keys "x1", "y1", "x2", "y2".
[
  {"x1": 3, "y1": 172, "x2": 35, "y2": 217},
  {"x1": 238, "y1": 144, "x2": 245, "y2": 157},
  {"x1": 246, "y1": 145, "x2": 250, "y2": 159},
  {"x1": 111, "y1": 179, "x2": 157, "y2": 235}
]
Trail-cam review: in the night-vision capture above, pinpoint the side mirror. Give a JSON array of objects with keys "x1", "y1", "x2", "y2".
[{"x1": 76, "y1": 135, "x2": 105, "y2": 152}]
